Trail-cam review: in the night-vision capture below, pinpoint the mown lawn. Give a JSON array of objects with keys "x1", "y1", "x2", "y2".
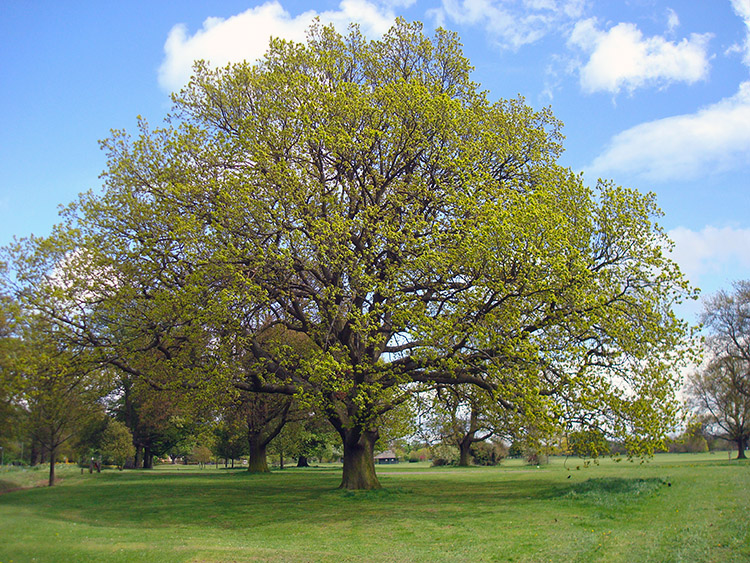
[{"x1": 0, "y1": 453, "x2": 748, "y2": 562}]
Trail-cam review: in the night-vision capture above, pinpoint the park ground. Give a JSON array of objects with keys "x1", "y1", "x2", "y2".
[{"x1": 0, "y1": 453, "x2": 748, "y2": 562}]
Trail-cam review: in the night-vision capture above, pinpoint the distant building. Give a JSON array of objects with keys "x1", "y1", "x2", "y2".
[{"x1": 374, "y1": 450, "x2": 399, "y2": 464}]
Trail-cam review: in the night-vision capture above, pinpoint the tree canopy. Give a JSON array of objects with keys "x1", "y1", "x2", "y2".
[{"x1": 2, "y1": 19, "x2": 694, "y2": 489}]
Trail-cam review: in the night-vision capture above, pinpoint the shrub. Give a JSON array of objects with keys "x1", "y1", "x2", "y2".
[
  {"x1": 470, "y1": 441, "x2": 507, "y2": 466},
  {"x1": 430, "y1": 444, "x2": 458, "y2": 467},
  {"x1": 100, "y1": 421, "x2": 136, "y2": 470}
]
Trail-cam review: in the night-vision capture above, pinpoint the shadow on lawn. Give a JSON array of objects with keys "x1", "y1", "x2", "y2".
[{"x1": 0, "y1": 469, "x2": 664, "y2": 531}]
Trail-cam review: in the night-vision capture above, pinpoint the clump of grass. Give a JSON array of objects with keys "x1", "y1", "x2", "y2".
[
  {"x1": 0, "y1": 464, "x2": 62, "y2": 493},
  {"x1": 563, "y1": 477, "x2": 665, "y2": 506},
  {"x1": 338, "y1": 486, "x2": 412, "y2": 500}
]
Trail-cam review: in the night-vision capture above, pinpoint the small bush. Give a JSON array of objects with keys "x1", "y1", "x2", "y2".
[
  {"x1": 470, "y1": 441, "x2": 507, "y2": 466},
  {"x1": 429, "y1": 444, "x2": 457, "y2": 467},
  {"x1": 431, "y1": 457, "x2": 453, "y2": 467}
]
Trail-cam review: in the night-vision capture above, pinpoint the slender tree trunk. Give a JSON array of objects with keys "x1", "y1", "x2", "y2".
[
  {"x1": 135, "y1": 445, "x2": 143, "y2": 469},
  {"x1": 48, "y1": 446, "x2": 56, "y2": 487},
  {"x1": 247, "y1": 435, "x2": 269, "y2": 473},
  {"x1": 143, "y1": 447, "x2": 153, "y2": 469},
  {"x1": 340, "y1": 429, "x2": 380, "y2": 490}
]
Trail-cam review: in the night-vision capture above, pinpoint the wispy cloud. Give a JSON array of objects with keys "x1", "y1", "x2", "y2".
[
  {"x1": 587, "y1": 81, "x2": 750, "y2": 181},
  {"x1": 429, "y1": 0, "x2": 585, "y2": 50},
  {"x1": 669, "y1": 225, "x2": 750, "y2": 286},
  {"x1": 730, "y1": 0, "x2": 750, "y2": 66},
  {"x1": 568, "y1": 18, "x2": 711, "y2": 94},
  {"x1": 666, "y1": 8, "x2": 680, "y2": 33},
  {"x1": 158, "y1": 0, "x2": 396, "y2": 92}
]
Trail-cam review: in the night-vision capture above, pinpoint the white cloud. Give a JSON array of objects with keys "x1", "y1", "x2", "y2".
[
  {"x1": 568, "y1": 18, "x2": 711, "y2": 94},
  {"x1": 429, "y1": 0, "x2": 585, "y2": 50},
  {"x1": 669, "y1": 225, "x2": 750, "y2": 286},
  {"x1": 159, "y1": 0, "x2": 396, "y2": 92},
  {"x1": 587, "y1": 82, "x2": 750, "y2": 181},
  {"x1": 730, "y1": 0, "x2": 750, "y2": 66}
]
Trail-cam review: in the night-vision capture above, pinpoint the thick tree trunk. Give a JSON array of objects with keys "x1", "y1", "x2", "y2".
[
  {"x1": 737, "y1": 437, "x2": 747, "y2": 459},
  {"x1": 297, "y1": 455, "x2": 310, "y2": 468},
  {"x1": 458, "y1": 437, "x2": 473, "y2": 467},
  {"x1": 247, "y1": 435, "x2": 269, "y2": 473},
  {"x1": 143, "y1": 447, "x2": 153, "y2": 469},
  {"x1": 135, "y1": 445, "x2": 144, "y2": 469},
  {"x1": 340, "y1": 429, "x2": 380, "y2": 490}
]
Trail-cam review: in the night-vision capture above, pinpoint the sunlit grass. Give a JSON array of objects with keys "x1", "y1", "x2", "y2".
[{"x1": 0, "y1": 453, "x2": 748, "y2": 562}]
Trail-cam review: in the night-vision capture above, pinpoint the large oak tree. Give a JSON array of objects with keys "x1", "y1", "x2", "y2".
[{"x1": 5, "y1": 20, "x2": 693, "y2": 489}]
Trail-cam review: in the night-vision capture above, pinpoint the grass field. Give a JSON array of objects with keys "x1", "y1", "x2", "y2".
[{"x1": 1, "y1": 453, "x2": 748, "y2": 562}]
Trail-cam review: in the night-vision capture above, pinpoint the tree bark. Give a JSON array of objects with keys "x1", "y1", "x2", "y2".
[
  {"x1": 31, "y1": 440, "x2": 42, "y2": 466},
  {"x1": 297, "y1": 455, "x2": 310, "y2": 468},
  {"x1": 134, "y1": 445, "x2": 143, "y2": 469},
  {"x1": 339, "y1": 429, "x2": 380, "y2": 490},
  {"x1": 143, "y1": 447, "x2": 153, "y2": 469},
  {"x1": 48, "y1": 446, "x2": 56, "y2": 487},
  {"x1": 247, "y1": 435, "x2": 269, "y2": 473},
  {"x1": 737, "y1": 437, "x2": 747, "y2": 459},
  {"x1": 458, "y1": 436, "x2": 473, "y2": 467}
]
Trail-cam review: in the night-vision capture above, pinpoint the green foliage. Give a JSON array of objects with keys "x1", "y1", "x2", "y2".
[
  {"x1": 430, "y1": 443, "x2": 458, "y2": 466},
  {"x1": 470, "y1": 440, "x2": 507, "y2": 466},
  {"x1": 2, "y1": 19, "x2": 695, "y2": 488},
  {"x1": 190, "y1": 445, "x2": 212, "y2": 468},
  {"x1": 568, "y1": 428, "x2": 610, "y2": 458},
  {"x1": 100, "y1": 420, "x2": 136, "y2": 470},
  {"x1": 668, "y1": 418, "x2": 710, "y2": 453},
  {"x1": 212, "y1": 419, "x2": 247, "y2": 463}
]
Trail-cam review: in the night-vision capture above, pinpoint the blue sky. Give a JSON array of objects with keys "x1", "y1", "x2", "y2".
[{"x1": 2, "y1": 0, "x2": 750, "y2": 322}]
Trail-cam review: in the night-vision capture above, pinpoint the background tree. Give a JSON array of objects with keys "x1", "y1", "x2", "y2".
[
  {"x1": 100, "y1": 419, "x2": 136, "y2": 470},
  {"x1": 3, "y1": 20, "x2": 694, "y2": 489},
  {"x1": 213, "y1": 417, "x2": 247, "y2": 468},
  {"x1": 701, "y1": 281, "x2": 750, "y2": 397},
  {"x1": 418, "y1": 386, "x2": 503, "y2": 467},
  {"x1": 237, "y1": 393, "x2": 292, "y2": 473},
  {"x1": 267, "y1": 412, "x2": 339, "y2": 468},
  {"x1": 15, "y1": 316, "x2": 105, "y2": 485},
  {"x1": 0, "y1": 292, "x2": 25, "y2": 463},
  {"x1": 190, "y1": 444, "x2": 213, "y2": 468},
  {"x1": 690, "y1": 355, "x2": 750, "y2": 458},
  {"x1": 667, "y1": 417, "x2": 710, "y2": 454},
  {"x1": 689, "y1": 282, "x2": 750, "y2": 459}
]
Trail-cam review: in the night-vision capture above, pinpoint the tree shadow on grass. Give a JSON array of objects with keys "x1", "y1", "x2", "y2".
[{"x1": 0, "y1": 470, "x2": 665, "y2": 534}]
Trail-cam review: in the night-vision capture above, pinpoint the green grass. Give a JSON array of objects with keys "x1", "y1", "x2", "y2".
[{"x1": 0, "y1": 453, "x2": 748, "y2": 562}]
